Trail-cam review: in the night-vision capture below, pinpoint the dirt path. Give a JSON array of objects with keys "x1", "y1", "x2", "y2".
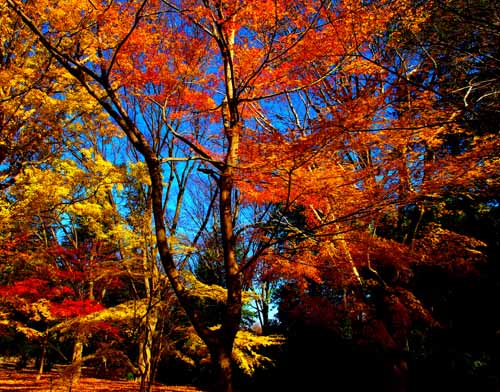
[{"x1": 0, "y1": 366, "x2": 204, "y2": 392}]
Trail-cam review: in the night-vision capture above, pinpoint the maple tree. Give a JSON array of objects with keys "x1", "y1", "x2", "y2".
[{"x1": 2, "y1": 0, "x2": 499, "y2": 391}]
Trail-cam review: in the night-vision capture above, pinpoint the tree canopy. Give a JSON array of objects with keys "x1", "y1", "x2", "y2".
[{"x1": 1, "y1": 0, "x2": 499, "y2": 391}]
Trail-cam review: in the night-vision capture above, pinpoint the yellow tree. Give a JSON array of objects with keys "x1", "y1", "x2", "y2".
[
  {"x1": 0, "y1": 2, "x2": 66, "y2": 190},
  {"x1": 0, "y1": 10, "x2": 132, "y2": 375}
]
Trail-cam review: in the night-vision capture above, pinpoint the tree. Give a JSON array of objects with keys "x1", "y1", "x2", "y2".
[
  {"x1": 399, "y1": 0, "x2": 500, "y2": 135},
  {"x1": 5, "y1": 0, "x2": 499, "y2": 391},
  {"x1": 0, "y1": 5, "x2": 60, "y2": 190},
  {"x1": 0, "y1": 148, "x2": 126, "y2": 376}
]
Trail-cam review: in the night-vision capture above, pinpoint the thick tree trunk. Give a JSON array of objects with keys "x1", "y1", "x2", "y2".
[{"x1": 209, "y1": 345, "x2": 234, "y2": 392}]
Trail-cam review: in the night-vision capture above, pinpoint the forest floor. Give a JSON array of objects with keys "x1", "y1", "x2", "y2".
[{"x1": 0, "y1": 362, "x2": 204, "y2": 392}]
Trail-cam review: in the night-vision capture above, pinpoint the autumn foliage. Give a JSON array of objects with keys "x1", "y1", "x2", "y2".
[{"x1": 1, "y1": 0, "x2": 499, "y2": 391}]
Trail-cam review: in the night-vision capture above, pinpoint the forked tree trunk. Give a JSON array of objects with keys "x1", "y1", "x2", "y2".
[{"x1": 4, "y1": 7, "x2": 242, "y2": 392}]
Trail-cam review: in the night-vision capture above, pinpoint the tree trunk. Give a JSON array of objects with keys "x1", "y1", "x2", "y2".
[
  {"x1": 71, "y1": 333, "x2": 84, "y2": 385},
  {"x1": 36, "y1": 329, "x2": 49, "y2": 381},
  {"x1": 261, "y1": 300, "x2": 270, "y2": 335},
  {"x1": 209, "y1": 345, "x2": 234, "y2": 392},
  {"x1": 138, "y1": 307, "x2": 158, "y2": 392},
  {"x1": 138, "y1": 198, "x2": 160, "y2": 392}
]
